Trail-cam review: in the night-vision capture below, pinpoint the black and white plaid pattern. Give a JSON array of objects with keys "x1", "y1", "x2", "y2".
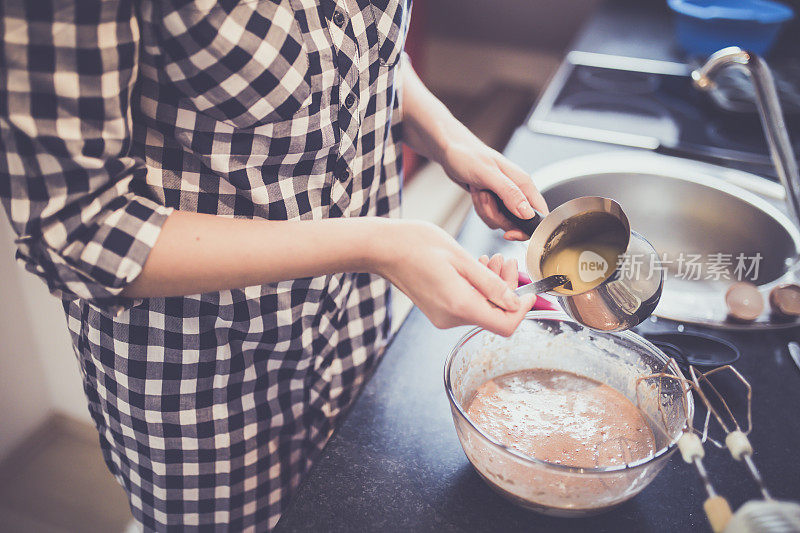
[{"x1": 1, "y1": 0, "x2": 408, "y2": 529}]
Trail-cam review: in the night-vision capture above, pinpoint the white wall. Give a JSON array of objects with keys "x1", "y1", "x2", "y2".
[{"x1": 0, "y1": 222, "x2": 89, "y2": 460}]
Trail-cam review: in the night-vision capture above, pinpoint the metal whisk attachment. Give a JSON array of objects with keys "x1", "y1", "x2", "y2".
[
  {"x1": 635, "y1": 363, "x2": 732, "y2": 533},
  {"x1": 726, "y1": 501, "x2": 800, "y2": 533},
  {"x1": 688, "y1": 367, "x2": 764, "y2": 496},
  {"x1": 635, "y1": 363, "x2": 800, "y2": 533},
  {"x1": 688, "y1": 366, "x2": 800, "y2": 533}
]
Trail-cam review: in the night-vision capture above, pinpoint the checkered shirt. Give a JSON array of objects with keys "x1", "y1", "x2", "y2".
[{"x1": 0, "y1": 0, "x2": 408, "y2": 529}]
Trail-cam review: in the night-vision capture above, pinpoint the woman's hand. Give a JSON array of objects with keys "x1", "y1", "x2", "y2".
[
  {"x1": 440, "y1": 127, "x2": 548, "y2": 242},
  {"x1": 478, "y1": 252, "x2": 522, "y2": 290},
  {"x1": 398, "y1": 59, "x2": 547, "y2": 242},
  {"x1": 375, "y1": 221, "x2": 535, "y2": 336}
]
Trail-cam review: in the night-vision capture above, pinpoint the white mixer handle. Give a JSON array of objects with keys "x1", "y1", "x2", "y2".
[{"x1": 724, "y1": 500, "x2": 800, "y2": 533}]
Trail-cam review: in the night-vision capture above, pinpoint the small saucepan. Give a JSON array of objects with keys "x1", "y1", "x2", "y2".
[{"x1": 488, "y1": 192, "x2": 664, "y2": 332}]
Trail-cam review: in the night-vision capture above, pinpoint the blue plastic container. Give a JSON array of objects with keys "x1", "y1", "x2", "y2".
[{"x1": 667, "y1": 0, "x2": 795, "y2": 56}]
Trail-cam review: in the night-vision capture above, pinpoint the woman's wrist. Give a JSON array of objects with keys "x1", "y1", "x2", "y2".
[
  {"x1": 362, "y1": 218, "x2": 411, "y2": 279},
  {"x1": 404, "y1": 89, "x2": 482, "y2": 172},
  {"x1": 438, "y1": 120, "x2": 484, "y2": 173},
  {"x1": 430, "y1": 111, "x2": 468, "y2": 166},
  {"x1": 403, "y1": 100, "x2": 453, "y2": 163}
]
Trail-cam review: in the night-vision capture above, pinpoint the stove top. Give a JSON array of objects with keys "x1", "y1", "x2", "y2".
[{"x1": 528, "y1": 52, "x2": 800, "y2": 178}]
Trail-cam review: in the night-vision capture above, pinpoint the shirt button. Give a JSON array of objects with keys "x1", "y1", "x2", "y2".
[
  {"x1": 336, "y1": 164, "x2": 350, "y2": 181},
  {"x1": 333, "y1": 11, "x2": 345, "y2": 27},
  {"x1": 345, "y1": 94, "x2": 356, "y2": 109}
]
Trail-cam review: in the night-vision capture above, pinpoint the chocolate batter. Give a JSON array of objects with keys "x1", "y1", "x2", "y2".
[{"x1": 467, "y1": 369, "x2": 655, "y2": 468}]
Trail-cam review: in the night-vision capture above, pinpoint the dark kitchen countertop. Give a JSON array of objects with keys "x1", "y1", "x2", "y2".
[
  {"x1": 275, "y1": 2, "x2": 800, "y2": 531},
  {"x1": 276, "y1": 130, "x2": 800, "y2": 533}
]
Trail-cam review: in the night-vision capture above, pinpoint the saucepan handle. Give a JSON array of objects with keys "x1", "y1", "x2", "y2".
[{"x1": 484, "y1": 190, "x2": 544, "y2": 237}]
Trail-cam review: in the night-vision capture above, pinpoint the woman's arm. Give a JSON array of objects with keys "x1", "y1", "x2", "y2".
[
  {"x1": 400, "y1": 58, "x2": 549, "y2": 241},
  {"x1": 122, "y1": 212, "x2": 534, "y2": 336},
  {"x1": 122, "y1": 213, "x2": 384, "y2": 298}
]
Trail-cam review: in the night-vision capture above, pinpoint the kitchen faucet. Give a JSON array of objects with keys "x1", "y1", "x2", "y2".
[{"x1": 692, "y1": 46, "x2": 800, "y2": 229}]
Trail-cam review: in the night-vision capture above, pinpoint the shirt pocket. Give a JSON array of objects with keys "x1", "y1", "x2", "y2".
[
  {"x1": 366, "y1": 0, "x2": 412, "y2": 68},
  {"x1": 157, "y1": 0, "x2": 312, "y2": 129}
]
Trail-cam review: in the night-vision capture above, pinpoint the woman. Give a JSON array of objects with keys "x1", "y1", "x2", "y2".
[{"x1": 0, "y1": 0, "x2": 546, "y2": 529}]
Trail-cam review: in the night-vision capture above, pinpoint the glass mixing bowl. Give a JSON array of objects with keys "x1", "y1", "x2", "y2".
[{"x1": 444, "y1": 311, "x2": 693, "y2": 516}]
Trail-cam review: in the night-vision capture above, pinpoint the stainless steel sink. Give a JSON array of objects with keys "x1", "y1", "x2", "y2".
[{"x1": 530, "y1": 151, "x2": 800, "y2": 329}]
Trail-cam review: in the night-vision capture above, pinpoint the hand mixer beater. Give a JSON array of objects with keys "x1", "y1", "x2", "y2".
[{"x1": 636, "y1": 363, "x2": 800, "y2": 533}]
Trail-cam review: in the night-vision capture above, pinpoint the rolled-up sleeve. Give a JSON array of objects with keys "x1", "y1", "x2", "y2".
[{"x1": 0, "y1": 0, "x2": 172, "y2": 311}]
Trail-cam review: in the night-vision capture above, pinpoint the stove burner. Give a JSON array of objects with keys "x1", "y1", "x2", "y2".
[
  {"x1": 532, "y1": 58, "x2": 800, "y2": 176},
  {"x1": 577, "y1": 65, "x2": 660, "y2": 95},
  {"x1": 706, "y1": 121, "x2": 768, "y2": 155},
  {"x1": 557, "y1": 91, "x2": 679, "y2": 144}
]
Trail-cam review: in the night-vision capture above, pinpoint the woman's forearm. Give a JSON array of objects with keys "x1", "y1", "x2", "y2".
[
  {"x1": 399, "y1": 57, "x2": 548, "y2": 229},
  {"x1": 121, "y1": 211, "x2": 397, "y2": 298},
  {"x1": 120, "y1": 209, "x2": 532, "y2": 336},
  {"x1": 400, "y1": 59, "x2": 474, "y2": 164}
]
